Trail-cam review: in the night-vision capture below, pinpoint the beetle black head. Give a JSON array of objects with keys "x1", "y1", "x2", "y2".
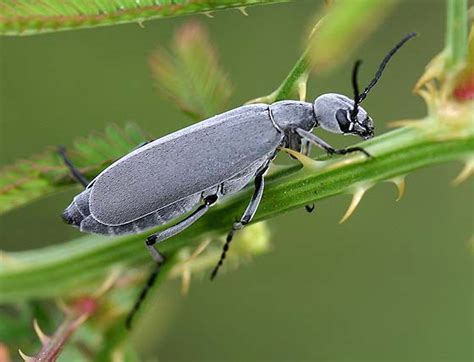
[{"x1": 314, "y1": 32, "x2": 417, "y2": 140}]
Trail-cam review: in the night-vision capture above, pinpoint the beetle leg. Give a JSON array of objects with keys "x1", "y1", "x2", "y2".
[
  {"x1": 146, "y1": 194, "x2": 217, "y2": 248},
  {"x1": 126, "y1": 195, "x2": 218, "y2": 329},
  {"x1": 301, "y1": 139, "x2": 315, "y2": 213},
  {"x1": 301, "y1": 138, "x2": 312, "y2": 156},
  {"x1": 58, "y1": 146, "x2": 89, "y2": 188},
  {"x1": 210, "y1": 166, "x2": 268, "y2": 280},
  {"x1": 295, "y1": 128, "x2": 372, "y2": 158},
  {"x1": 59, "y1": 140, "x2": 154, "y2": 190}
]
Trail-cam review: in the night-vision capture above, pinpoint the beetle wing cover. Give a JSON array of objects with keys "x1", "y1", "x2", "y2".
[{"x1": 89, "y1": 104, "x2": 282, "y2": 225}]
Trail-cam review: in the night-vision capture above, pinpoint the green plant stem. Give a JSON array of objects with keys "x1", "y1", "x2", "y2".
[
  {"x1": 1, "y1": 117, "x2": 472, "y2": 302},
  {"x1": 0, "y1": 0, "x2": 288, "y2": 36},
  {"x1": 274, "y1": 49, "x2": 310, "y2": 101},
  {"x1": 246, "y1": 47, "x2": 309, "y2": 104},
  {"x1": 445, "y1": 0, "x2": 468, "y2": 69},
  {"x1": 309, "y1": 0, "x2": 398, "y2": 72},
  {"x1": 248, "y1": 0, "x2": 398, "y2": 104}
]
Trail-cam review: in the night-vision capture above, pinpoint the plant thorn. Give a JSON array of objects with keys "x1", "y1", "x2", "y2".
[
  {"x1": 267, "y1": 163, "x2": 289, "y2": 175},
  {"x1": 33, "y1": 319, "x2": 51, "y2": 345},
  {"x1": 18, "y1": 349, "x2": 34, "y2": 361},
  {"x1": 245, "y1": 90, "x2": 277, "y2": 105},
  {"x1": 298, "y1": 79, "x2": 307, "y2": 101},
  {"x1": 339, "y1": 187, "x2": 369, "y2": 224},
  {"x1": 467, "y1": 236, "x2": 474, "y2": 255},
  {"x1": 387, "y1": 119, "x2": 424, "y2": 128},
  {"x1": 56, "y1": 298, "x2": 73, "y2": 315},
  {"x1": 203, "y1": 11, "x2": 214, "y2": 18},
  {"x1": 180, "y1": 239, "x2": 211, "y2": 294},
  {"x1": 452, "y1": 159, "x2": 474, "y2": 186},
  {"x1": 389, "y1": 176, "x2": 406, "y2": 201},
  {"x1": 92, "y1": 267, "x2": 121, "y2": 297},
  {"x1": 238, "y1": 7, "x2": 249, "y2": 16},
  {"x1": 280, "y1": 148, "x2": 320, "y2": 169},
  {"x1": 181, "y1": 267, "x2": 191, "y2": 295}
]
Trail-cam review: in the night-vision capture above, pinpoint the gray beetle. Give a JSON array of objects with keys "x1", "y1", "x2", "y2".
[{"x1": 61, "y1": 33, "x2": 416, "y2": 327}]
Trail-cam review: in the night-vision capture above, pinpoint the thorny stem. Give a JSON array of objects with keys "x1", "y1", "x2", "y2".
[
  {"x1": 1, "y1": 116, "x2": 472, "y2": 302},
  {"x1": 273, "y1": 49, "x2": 310, "y2": 101},
  {"x1": 246, "y1": 0, "x2": 398, "y2": 104},
  {"x1": 0, "y1": 0, "x2": 289, "y2": 36},
  {"x1": 246, "y1": 44, "x2": 310, "y2": 104},
  {"x1": 2, "y1": 0, "x2": 474, "y2": 298},
  {"x1": 20, "y1": 298, "x2": 98, "y2": 361},
  {"x1": 445, "y1": 0, "x2": 468, "y2": 70}
]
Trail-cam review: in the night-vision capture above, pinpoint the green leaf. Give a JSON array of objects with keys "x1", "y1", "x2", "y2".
[
  {"x1": 149, "y1": 21, "x2": 232, "y2": 121},
  {"x1": 0, "y1": 0, "x2": 288, "y2": 36},
  {"x1": 309, "y1": 0, "x2": 398, "y2": 72},
  {"x1": 0, "y1": 123, "x2": 148, "y2": 215}
]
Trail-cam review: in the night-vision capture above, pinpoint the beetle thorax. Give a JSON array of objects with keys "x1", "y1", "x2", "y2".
[{"x1": 269, "y1": 100, "x2": 316, "y2": 132}]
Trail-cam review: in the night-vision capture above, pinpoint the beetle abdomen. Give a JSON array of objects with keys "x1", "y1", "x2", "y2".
[
  {"x1": 63, "y1": 187, "x2": 201, "y2": 235},
  {"x1": 61, "y1": 188, "x2": 91, "y2": 228}
]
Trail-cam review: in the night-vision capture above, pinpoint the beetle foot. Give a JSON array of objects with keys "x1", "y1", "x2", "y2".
[
  {"x1": 146, "y1": 235, "x2": 157, "y2": 246},
  {"x1": 332, "y1": 147, "x2": 373, "y2": 159}
]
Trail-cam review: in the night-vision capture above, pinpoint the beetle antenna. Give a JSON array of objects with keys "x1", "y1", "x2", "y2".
[
  {"x1": 350, "y1": 60, "x2": 362, "y2": 122},
  {"x1": 358, "y1": 32, "x2": 417, "y2": 104}
]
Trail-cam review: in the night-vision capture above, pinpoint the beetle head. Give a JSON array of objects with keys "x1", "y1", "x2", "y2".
[
  {"x1": 313, "y1": 93, "x2": 374, "y2": 139},
  {"x1": 314, "y1": 32, "x2": 417, "y2": 141}
]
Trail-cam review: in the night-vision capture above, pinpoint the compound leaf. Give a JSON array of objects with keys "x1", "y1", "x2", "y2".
[{"x1": 149, "y1": 21, "x2": 232, "y2": 120}]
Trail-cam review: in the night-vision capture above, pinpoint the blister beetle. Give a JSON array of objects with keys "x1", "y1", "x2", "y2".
[{"x1": 61, "y1": 33, "x2": 416, "y2": 327}]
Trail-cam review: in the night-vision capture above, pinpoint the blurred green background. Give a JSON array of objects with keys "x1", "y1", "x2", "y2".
[{"x1": 1, "y1": 0, "x2": 473, "y2": 360}]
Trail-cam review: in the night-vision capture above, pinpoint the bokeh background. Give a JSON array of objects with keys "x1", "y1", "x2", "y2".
[{"x1": 1, "y1": 0, "x2": 473, "y2": 360}]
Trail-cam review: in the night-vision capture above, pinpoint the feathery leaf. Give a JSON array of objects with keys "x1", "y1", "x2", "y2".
[
  {"x1": 0, "y1": 123, "x2": 148, "y2": 215},
  {"x1": 149, "y1": 21, "x2": 232, "y2": 120}
]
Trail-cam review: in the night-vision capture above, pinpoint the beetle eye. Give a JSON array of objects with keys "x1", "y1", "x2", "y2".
[{"x1": 335, "y1": 108, "x2": 351, "y2": 133}]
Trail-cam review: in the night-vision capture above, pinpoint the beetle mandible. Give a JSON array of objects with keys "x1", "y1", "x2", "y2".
[{"x1": 61, "y1": 33, "x2": 416, "y2": 327}]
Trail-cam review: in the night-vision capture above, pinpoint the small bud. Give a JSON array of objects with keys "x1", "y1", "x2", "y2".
[
  {"x1": 453, "y1": 77, "x2": 474, "y2": 101},
  {"x1": 232, "y1": 222, "x2": 271, "y2": 257}
]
